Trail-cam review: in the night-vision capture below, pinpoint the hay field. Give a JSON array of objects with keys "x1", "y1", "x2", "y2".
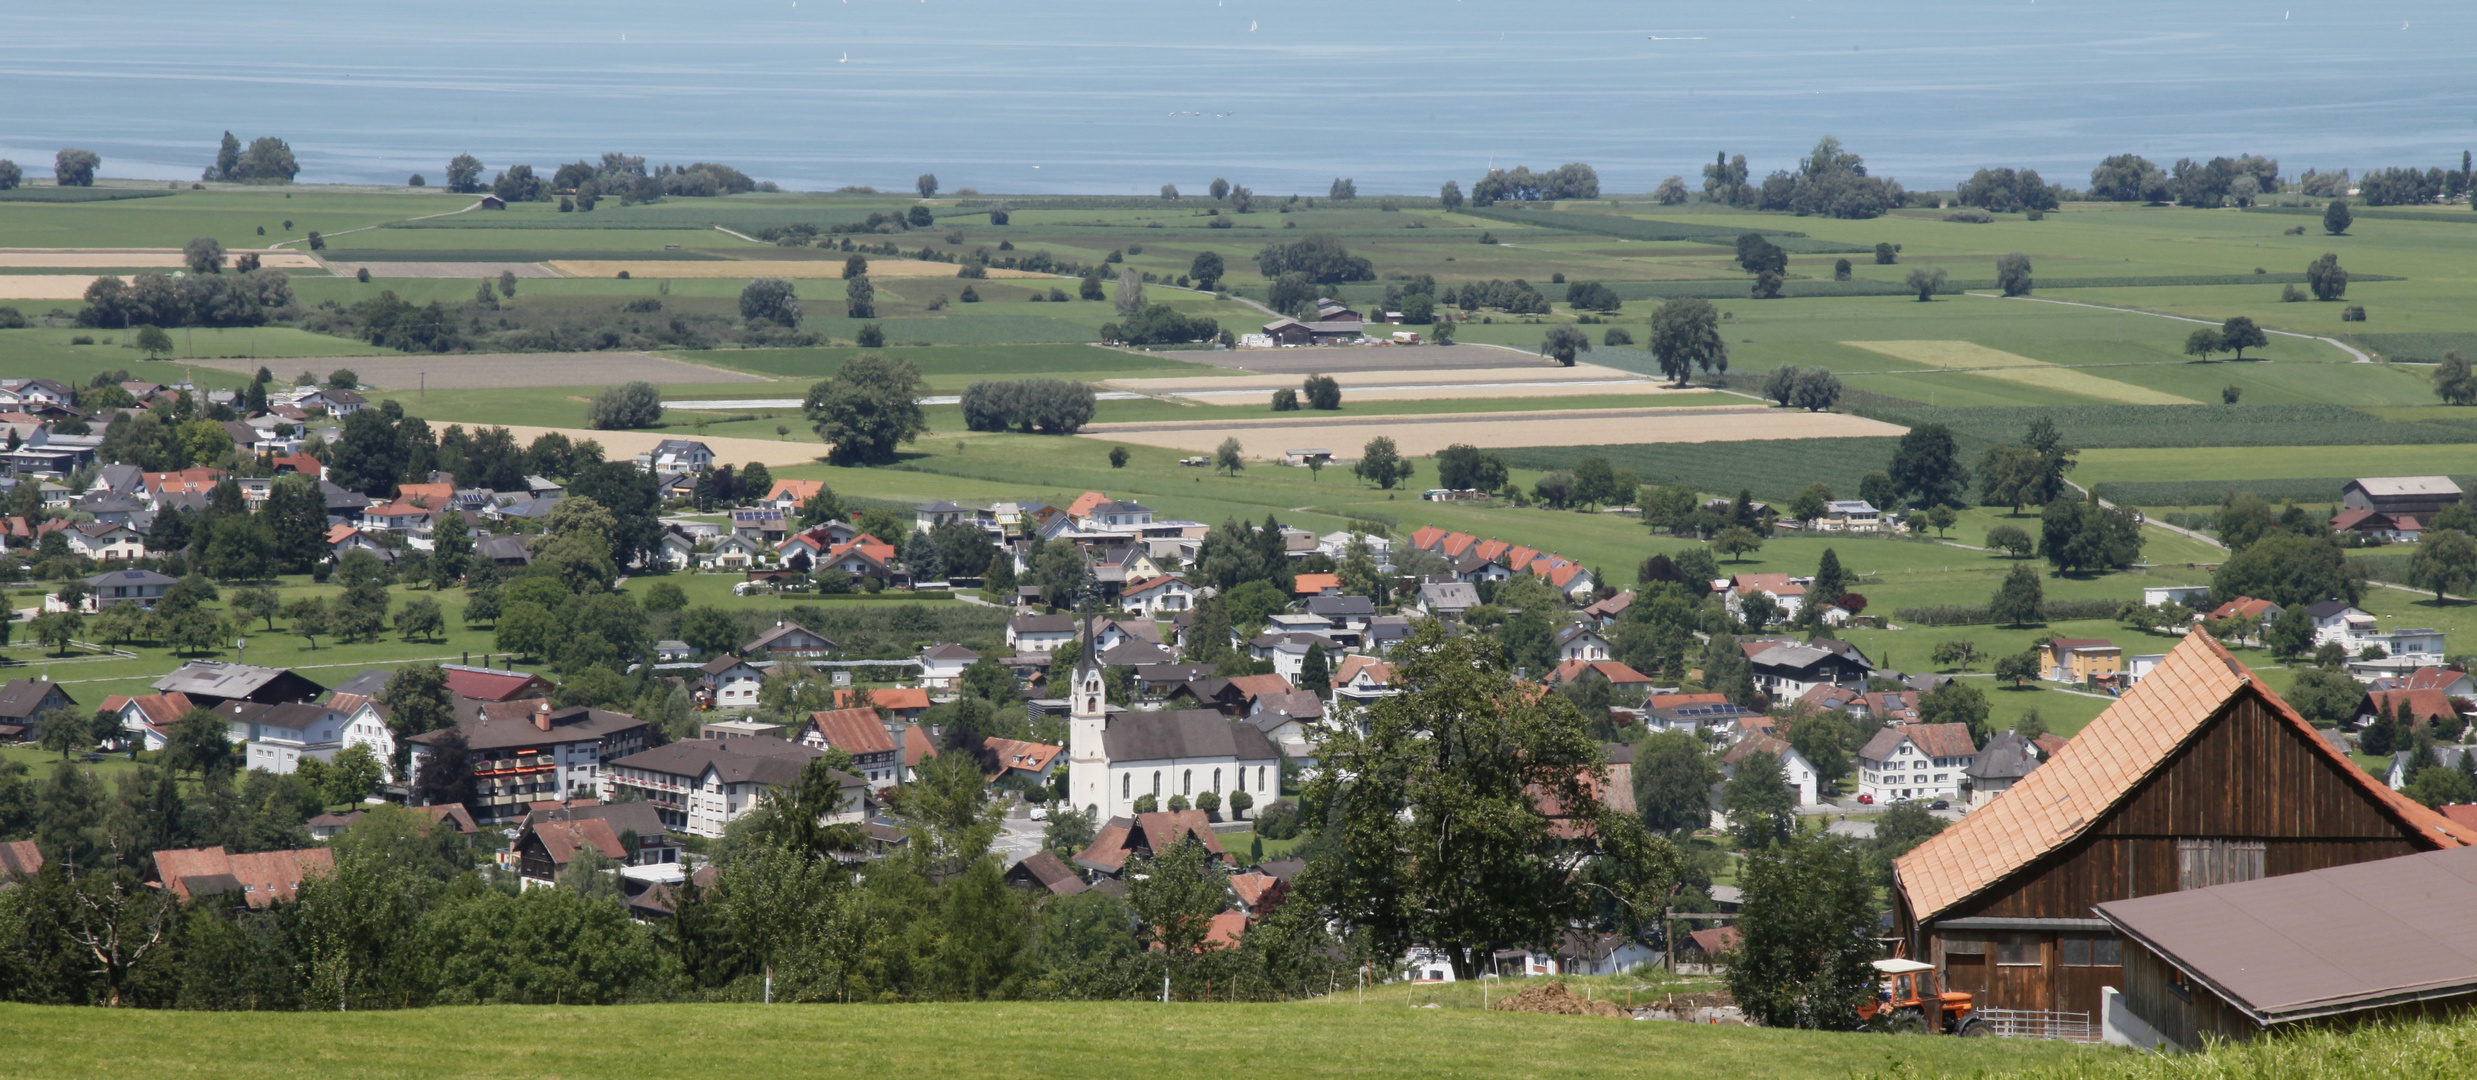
[
  {"x1": 186, "y1": 353, "x2": 770, "y2": 389},
  {"x1": 1082, "y1": 404, "x2": 1905, "y2": 457},
  {"x1": 0, "y1": 249, "x2": 323, "y2": 269},
  {"x1": 1841, "y1": 339, "x2": 2199, "y2": 404},
  {"x1": 0, "y1": 276, "x2": 115, "y2": 300},
  {"x1": 547, "y1": 258, "x2": 1051, "y2": 280},
  {"x1": 320, "y1": 261, "x2": 562, "y2": 279}
]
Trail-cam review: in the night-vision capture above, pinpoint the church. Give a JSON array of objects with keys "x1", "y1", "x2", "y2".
[{"x1": 1066, "y1": 629, "x2": 1282, "y2": 822}]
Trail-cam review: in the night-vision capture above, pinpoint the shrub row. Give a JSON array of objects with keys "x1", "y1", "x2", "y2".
[{"x1": 1893, "y1": 598, "x2": 2124, "y2": 627}]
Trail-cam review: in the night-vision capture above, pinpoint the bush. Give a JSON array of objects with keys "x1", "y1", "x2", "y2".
[
  {"x1": 585, "y1": 381, "x2": 663, "y2": 430},
  {"x1": 1941, "y1": 208, "x2": 1994, "y2": 223},
  {"x1": 1250, "y1": 798, "x2": 1301, "y2": 839}
]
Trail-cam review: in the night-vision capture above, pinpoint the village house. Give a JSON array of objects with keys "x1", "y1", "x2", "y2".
[
  {"x1": 1743, "y1": 638, "x2": 1872, "y2": 701},
  {"x1": 1892, "y1": 632, "x2": 2477, "y2": 1024},
  {"x1": 1119, "y1": 574, "x2": 1195, "y2": 616},
  {"x1": 1552, "y1": 625, "x2": 1613, "y2": 663},
  {"x1": 603, "y1": 737, "x2": 867, "y2": 838},
  {"x1": 918, "y1": 642, "x2": 979, "y2": 690},
  {"x1": 80, "y1": 568, "x2": 175, "y2": 610},
  {"x1": 1723, "y1": 573, "x2": 1806, "y2": 622},
  {"x1": 407, "y1": 701, "x2": 651, "y2": 825},
  {"x1": 1964, "y1": 731, "x2": 2044, "y2": 807},
  {"x1": 633, "y1": 439, "x2": 715, "y2": 474},
  {"x1": 742, "y1": 621, "x2": 836, "y2": 659},
  {"x1": 1856, "y1": 723, "x2": 1978, "y2": 805},
  {"x1": 0, "y1": 678, "x2": 76, "y2": 744},
  {"x1": 1007, "y1": 613, "x2": 1077, "y2": 653},
  {"x1": 802, "y1": 707, "x2": 903, "y2": 789},
  {"x1": 153, "y1": 846, "x2": 333, "y2": 908},
  {"x1": 698, "y1": 655, "x2": 766, "y2": 711},
  {"x1": 1720, "y1": 733, "x2": 1822, "y2": 806},
  {"x1": 2044, "y1": 638, "x2": 2124, "y2": 685}
]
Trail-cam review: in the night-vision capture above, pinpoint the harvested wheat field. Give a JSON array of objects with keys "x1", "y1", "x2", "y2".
[
  {"x1": 0, "y1": 275, "x2": 117, "y2": 300},
  {"x1": 1083, "y1": 405, "x2": 1905, "y2": 457},
  {"x1": 488, "y1": 425, "x2": 825, "y2": 469},
  {"x1": 0, "y1": 249, "x2": 323, "y2": 270},
  {"x1": 1842, "y1": 339, "x2": 2196, "y2": 405},
  {"x1": 547, "y1": 258, "x2": 1052, "y2": 280},
  {"x1": 186, "y1": 352, "x2": 769, "y2": 389}
]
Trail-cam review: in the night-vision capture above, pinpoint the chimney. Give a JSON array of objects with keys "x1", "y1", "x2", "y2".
[{"x1": 534, "y1": 700, "x2": 553, "y2": 732}]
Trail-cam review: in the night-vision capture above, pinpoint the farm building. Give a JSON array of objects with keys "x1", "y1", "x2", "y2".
[
  {"x1": 1892, "y1": 631, "x2": 2477, "y2": 1025},
  {"x1": 2097, "y1": 845, "x2": 2477, "y2": 1048},
  {"x1": 2342, "y1": 476, "x2": 2462, "y2": 517}
]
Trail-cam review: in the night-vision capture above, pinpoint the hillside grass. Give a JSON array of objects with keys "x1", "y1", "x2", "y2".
[{"x1": 0, "y1": 998, "x2": 2100, "y2": 1080}]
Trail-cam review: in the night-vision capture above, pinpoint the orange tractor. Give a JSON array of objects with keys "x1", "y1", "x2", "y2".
[{"x1": 1857, "y1": 958, "x2": 1987, "y2": 1036}]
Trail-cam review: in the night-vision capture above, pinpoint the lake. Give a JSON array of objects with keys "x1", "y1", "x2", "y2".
[{"x1": 2, "y1": 0, "x2": 2470, "y2": 195}]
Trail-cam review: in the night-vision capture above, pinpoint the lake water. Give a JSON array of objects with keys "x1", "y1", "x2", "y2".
[{"x1": 3, "y1": 0, "x2": 2472, "y2": 196}]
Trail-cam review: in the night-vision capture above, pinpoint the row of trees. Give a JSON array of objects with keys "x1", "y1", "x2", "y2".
[
  {"x1": 959, "y1": 378, "x2": 1097, "y2": 434},
  {"x1": 202, "y1": 132, "x2": 299, "y2": 184},
  {"x1": 78, "y1": 271, "x2": 295, "y2": 330},
  {"x1": 1701, "y1": 138, "x2": 1903, "y2": 219}
]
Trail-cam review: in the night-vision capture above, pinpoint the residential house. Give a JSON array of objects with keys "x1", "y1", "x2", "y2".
[
  {"x1": 1008, "y1": 613, "x2": 1077, "y2": 654},
  {"x1": 1082, "y1": 500, "x2": 1155, "y2": 531},
  {"x1": 1553, "y1": 625, "x2": 1613, "y2": 663},
  {"x1": 985, "y1": 737, "x2": 1064, "y2": 784},
  {"x1": 734, "y1": 507, "x2": 793, "y2": 544},
  {"x1": 1073, "y1": 809, "x2": 1230, "y2": 877},
  {"x1": 802, "y1": 707, "x2": 902, "y2": 789},
  {"x1": 1964, "y1": 731, "x2": 2043, "y2": 807},
  {"x1": 1119, "y1": 574, "x2": 1195, "y2": 616},
  {"x1": 1721, "y1": 733, "x2": 1821, "y2": 806},
  {"x1": 2045, "y1": 638, "x2": 2124, "y2": 685},
  {"x1": 66, "y1": 522, "x2": 145, "y2": 560},
  {"x1": 107, "y1": 691, "x2": 195, "y2": 752},
  {"x1": 1249, "y1": 632, "x2": 1338, "y2": 681},
  {"x1": 1303, "y1": 594, "x2": 1375, "y2": 636},
  {"x1": 766, "y1": 479, "x2": 826, "y2": 510},
  {"x1": 441, "y1": 664, "x2": 556, "y2": 702},
  {"x1": 1542, "y1": 659, "x2": 1656, "y2": 697},
  {"x1": 1856, "y1": 723, "x2": 1979, "y2": 805},
  {"x1": 513, "y1": 816, "x2": 628, "y2": 889},
  {"x1": 2305, "y1": 599, "x2": 2378, "y2": 651},
  {"x1": 0, "y1": 678, "x2": 75, "y2": 743},
  {"x1": 1291, "y1": 572, "x2": 1342, "y2": 597},
  {"x1": 2204, "y1": 597, "x2": 2284, "y2": 639},
  {"x1": 1743, "y1": 638, "x2": 1873, "y2": 701},
  {"x1": 1724, "y1": 574, "x2": 1806, "y2": 622},
  {"x1": 1581, "y1": 590, "x2": 1634, "y2": 628},
  {"x1": 820, "y1": 535, "x2": 898, "y2": 584},
  {"x1": 1004, "y1": 850, "x2": 1088, "y2": 896},
  {"x1": 1892, "y1": 631, "x2": 2477, "y2": 1022},
  {"x1": 602, "y1": 738, "x2": 865, "y2": 838},
  {"x1": 1331, "y1": 656, "x2": 1398, "y2": 704},
  {"x1": 1413, "y1": 581, "x2": 1480, "y2": 619},
  {"x1": 1819, "y1": 500, "x2": 1883, "y2": 532},
  {"x1": 152, "y1": 846, "x2": 333, "y2": 908},
  {"x1": 2331, "y1": 506, "x2": 2425, "y2": 543},
  {"x1": 222, "y1": 701, "x2": 346, "y2": 775},
  {"x1": 79, "y1": 568, "x2": 174, "y2": 610},
  {"x1": 743, "y1": 621, "x2": 836, "y2": 659},
  {"x1": 698, "y1": 655, "x2": 766, "y2": 711},
  {"x1": 1245, "y1": 689, "x2": 1323, "y2": 748},
  {"x1": 633, "y1": 439, "x2": 715, "y2": 474},
  {"x1": 919, "y1": 643, "x2": 979, "y2": 690},
  {"x1": 407, "y1": 701, "x2": 652, "y2": 824},
  {"x1": 834, "y1": 686, "x2": 931, "y2": 725}
]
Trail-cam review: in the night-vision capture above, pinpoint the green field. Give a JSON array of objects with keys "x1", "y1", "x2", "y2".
[{"x1": 0, "y1": 996, "x2": 2097, "y2": 1080}]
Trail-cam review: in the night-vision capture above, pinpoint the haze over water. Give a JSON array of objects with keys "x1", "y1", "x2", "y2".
[{"x1": 3, "y1": 0, "x2": 2471, "y2": 195}]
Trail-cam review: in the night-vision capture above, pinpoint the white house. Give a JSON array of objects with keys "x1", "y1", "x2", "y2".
[
  {"x1": 633, "y1": 439, "x2": 715, "y2": 474},
  {"x1": 1855, "y1": 723, "x2": 1978, "y2": 805},
  {"x1": 1007, "y1": 613, "x2": 1076, "y2": 654},
  {"x1": 1083, "y1": 500, "x2": 1156, "y2": 531},
  {"x1": 918, "y1": 643, "x2": 979, "y2": 690},
  {"x1": 1553, "y1": 625, "x2": 1613, "y2": 663},
  {"x1": 1119, "y1": 574, "x2": 1195, "y2": 616},
  {"x1": 230, "y1": 702, "x2": 346, "y2": 775},
  {"x1": 602, "y1": 738, "x2": 859, "y2": 838},
  {"x1": 699, "y1": 655, "x2": 766, "y2": 711},
  {"x1": 66, "y1": 522, "x2": 146, "y2": 561},
  {"x1": 1249, "y1": 632, "x2": 1336, "y2": 681},
  {"x1": 1723, "y1": 573, "x2": 1806, "y2": 622},
  {"x1": 408, "y1": 702, "x2": 652, "y2": 825},
  {"x1": 1720, "y1": 733, "x2": 1821, "y2": 806},
  {"x1": 1819, "y1": 500, "x2": 1882, "y2": 532}
]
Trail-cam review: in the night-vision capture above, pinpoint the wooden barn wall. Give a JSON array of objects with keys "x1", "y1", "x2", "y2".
[
  {"x1": 1953, "y1": 695, "x2": 2429, "y2": 924},
  {"x1": 1919, "y1": 691, "x2": 2443, "y2": 1017}
]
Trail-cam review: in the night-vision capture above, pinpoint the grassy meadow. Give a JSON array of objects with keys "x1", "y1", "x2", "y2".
[{"x1": 0, "y1": 995, "x2": 2102, "y2": 1080}]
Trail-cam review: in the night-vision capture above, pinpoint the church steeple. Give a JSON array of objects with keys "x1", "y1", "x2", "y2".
[{"x1": 1067, "y1": 604, "x2": 1110, "y2": 819}]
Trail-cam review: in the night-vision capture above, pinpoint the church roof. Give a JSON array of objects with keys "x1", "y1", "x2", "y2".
[{"x1": 1100, "y1": 708, "x2": 1281, "y2": 764}]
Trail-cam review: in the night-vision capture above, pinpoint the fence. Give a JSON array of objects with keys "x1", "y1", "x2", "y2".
[{"x1": 1975, "y1": 1007, "x2": 2097, "y2": 1042}]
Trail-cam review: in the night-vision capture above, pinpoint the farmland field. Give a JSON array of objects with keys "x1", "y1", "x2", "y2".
[{"x1": 1839, "y1": 339, "x2": 2199, "y2": 405}]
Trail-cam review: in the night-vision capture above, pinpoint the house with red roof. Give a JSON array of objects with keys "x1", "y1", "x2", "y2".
[
  {"x1": 803, "y1": 707, "x2": 902, "y2": 788},
  {"x1": 440, "y1": 664, "x2": 554, "y2": 702},
  {"x1": 1408, "y1": 525, "x2": 1448, "y2": 553},
  {"x1": 152, "y1": 845, "x2": 333, "y2": 908},
  {"x1": 1121, "y1": 574, "x2": 1196, "y2": 616},
  {"x1": 106, "y1": 691, "x2": 196, "y2": 752}
]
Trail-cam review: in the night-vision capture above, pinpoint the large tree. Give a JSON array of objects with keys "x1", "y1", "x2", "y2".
[
  {"x1": 1304, "y1": 621, "x2": 1676, "y2": 980},
  {"x1": 1990, "y1": 563, "x2": 2045, "y2": 628},
  {"x1": 1352, "y1": 435, "x2": 1414, "y2": 490},
  {"x1": 1887, "y1": 424, "x2": 1971, "y2": 508},
  {"x1": 805, "y1": 356, "x2": 928, "y2": 465},
  {"x1": 1648, "y1": 297, "x2": 1727, "y2": 386},
  {"x1": 1727, "y1": 836, "x2": 1881, "y2": 1030}
]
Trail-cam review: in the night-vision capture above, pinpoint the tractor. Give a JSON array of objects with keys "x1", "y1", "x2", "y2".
[{"x1": 1858, "y1": 958, "x2": 1987, "y2": 1036}]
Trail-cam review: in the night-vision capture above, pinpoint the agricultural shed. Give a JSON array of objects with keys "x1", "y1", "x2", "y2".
[
  {"x1": 2097, "y1": 845, "x2": 2477, "y2": 1047},
  {"x1": 1893, "y1": 631, "x2": 2476, "y2": 1022}
]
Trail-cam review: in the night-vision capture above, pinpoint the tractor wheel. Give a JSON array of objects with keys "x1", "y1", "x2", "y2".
[
  {"x1": 1894, "y1": 1010, "x2": 1930, "y2": 1035},
  {"x1": 1955, "y1": 1016, "x2": 1991, "y2": 1037}
]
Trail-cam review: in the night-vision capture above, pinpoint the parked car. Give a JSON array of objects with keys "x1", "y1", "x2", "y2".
[
  {"x1": 1929, "y1": 800, "x2": 1950, "y2": 811},
  {"x1": 1857, "y1": 794, "x2": 1875, "y2": 805}
]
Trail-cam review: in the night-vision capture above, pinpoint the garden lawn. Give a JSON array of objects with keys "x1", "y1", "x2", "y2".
[{"x1": 0, "y1": 998, "x2": 2098, "y2": 1080}]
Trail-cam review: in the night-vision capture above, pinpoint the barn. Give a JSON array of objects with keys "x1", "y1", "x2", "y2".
[{"x1": 1892, "y1": 631, "x2": 2476, "y2": 1026}]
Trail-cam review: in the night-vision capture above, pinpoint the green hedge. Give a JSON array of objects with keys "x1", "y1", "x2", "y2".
[
  {"x1": 2092, "y1": 477, "x2": 2375, "y2": 507},
  {"x1": 0, "y1": 187, "x2": 174, "y2": 203},
  {"x1": 1893, "y1": 598, "x2": 2124, "y2": 627}
]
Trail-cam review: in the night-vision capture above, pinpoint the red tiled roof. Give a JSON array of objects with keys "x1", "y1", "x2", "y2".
[
  {"x1": 529, "y1": 818, "x2": 626, "y2": 868},
  {"x1": 807, "y1": 707, "x2": 897, "y2": 754},
  {"x1": 0, "y1": 839, "x2": 41, "y2": 878},
  {"x1": 1647, "y1": 692, "x2": 1728, "y2": 710},
  {"x1": 1472, "y1": 539, "x2": 1511, "y2": 564},
  {"x1": 768, "y1": 479, "x2": 825, "y2": 504},
  {"x1": 268, "y1": 453, "x2": 324, "y2": 478},
  {"x1": 984, "y1": 737, "x2": 1061, "y2": 776},
  {"x1": 1290, "y1": 573, "x2": 1341, "y2": 596},
  {"x1": 394, "y1": 482, "x2": 453, "y2": 507},
  {"x1": 1409, "y1": 525, "x2": 1448, "y2": 552},
  {"x1": 2365, "y1": 688, "x2": 2461, "y2": 723},
  {"x1": 2406, "y1": 667, "x2": 2474, "y2": 693},
  {"x1": 152, "y1": 846, "x2": 333, "y2": 907},
  {"x1": 2206, "y1": 598, "x2": 2278, "y2": 620},
  {"x1": 903, "y1": 724, "x2": 938, "y2": 769},
  {"x1": 1067, "y1": 491, "x2": 1110, "y2": 519},
  {"x1": 1547, "y1": 659, "x2": 1655, "y2": 686},
  {"x1": 1204, "y1": 910, "x2": 1249, "y2": 950},
  {"x1": 835, "y1": 686, "x2": 930, "y2": 712},
  {"x1": 441, "y1": 666, "x2": 551, "y2": 702},
  {"x1": 1124, "y1": 574, "x2": 1188, "y2": 596},
  {"x1": 1334, "y1": 655, "x2": 1394, "y2": 687},
  {"x1": 1440, "y1": 533, "x2": 1478, "y2": 558},
  {"x1": 1895, "y1": 632, "x2": 2477, "y2": 925}
]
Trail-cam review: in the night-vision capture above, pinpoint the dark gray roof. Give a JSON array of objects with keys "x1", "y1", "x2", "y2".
[
  {"x1": 1304, "y1": 595, "x2": 1376, "y2": 618},
  {"x1": 2305, "y1": 599, "x2": 2364, "y2": 619},
  {"x1": 330, "y1": 669, "x2": 395, "y2": 698},
  {"x1": 610, "y1": 737, "x2": 824, "y2": 787},
  {"x1": 410, "y1": 703, "x2": 648, "y2": 752},
  {"x1": 922, "y1": 642, "x2": 980, "y2": 661},
  {"x1": 1101, "y1": 709, "x2": 1281, "y2": 763},
  {"x1": 1966, "y1": 731, "x2": 2041, "y2": 781},
  {"x1": 523, "y1": 799, "x2": 671, "y2": 839},
  {"x1": 1011, "y1": 613, "x2": 1075, "y2": 634},
  {"x1": 2096, "y1": 845, "x2": 2477, "y2": 1024},
  {"x1": 1099, "y1": 641, "x2": 1178, "y2": 667},
  {"x1": 1419, "y1": 581, "x2": 1478, "y2": 608},
  {"x1": 83, "y1": 568, "x2": 175, "y2": 589},
  {"x1": 0, "y1": 678, "x2": 73, "y2": 720},
  {"x1": 152, "y1": 661, "x2": 325, "y2": 704}
]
